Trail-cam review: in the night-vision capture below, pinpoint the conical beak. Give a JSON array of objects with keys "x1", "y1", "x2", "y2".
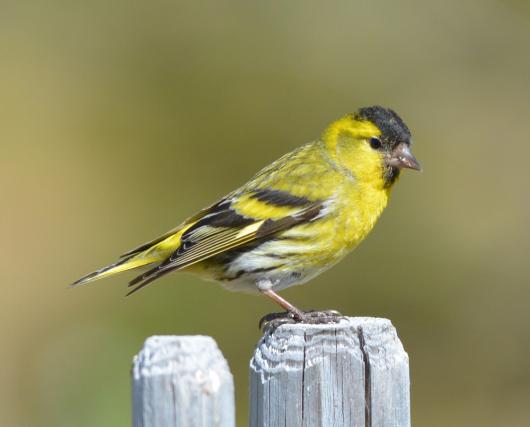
[{"x1": 388, "y1": 143, "x2": 421, "y2": 171}]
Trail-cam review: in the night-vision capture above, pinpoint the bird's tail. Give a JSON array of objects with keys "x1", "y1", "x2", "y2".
[
  {"x1": 68, "y1": 253, "x2": 158, "y2": 288},
  {"x1": 69, "y1": 221, "x2": 190, "y2": 289}
]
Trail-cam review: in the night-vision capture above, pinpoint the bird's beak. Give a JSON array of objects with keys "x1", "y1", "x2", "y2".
[{"x1": 388, "y1": 143, "x2": 421, "y2": 171}]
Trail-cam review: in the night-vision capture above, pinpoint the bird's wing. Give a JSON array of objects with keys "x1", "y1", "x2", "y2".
[
  {"x1": 119, "y1": 202, "x2": 224, "y2": 258},
  {"x1": 126, "y1": 189, "x2": 324, "y2": 295}
]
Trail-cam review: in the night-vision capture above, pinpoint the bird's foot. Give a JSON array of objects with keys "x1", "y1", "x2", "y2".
[
  {"x1": 300, "y1": 309, "x2": 345, "y2": 324},
  {"x1": 259, "y1": 311, "x2": 296, "y2": 330},
  {"x1": 259, "y1": 309, "x2": 345, "y2": 331}
]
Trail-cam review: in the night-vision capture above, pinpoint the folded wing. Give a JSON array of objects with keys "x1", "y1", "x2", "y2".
[{"x1": 126, "y1": 191, "x2": 324, "y2": 295}]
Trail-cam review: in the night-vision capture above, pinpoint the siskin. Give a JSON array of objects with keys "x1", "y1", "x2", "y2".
[{"x1": 71, "y1": 106, "x2": 420, "y2": 321}]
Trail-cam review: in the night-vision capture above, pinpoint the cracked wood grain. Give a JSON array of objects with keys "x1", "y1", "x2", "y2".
[{"x1": 249, "y1": 317, "x2": 410, "y2": 427}]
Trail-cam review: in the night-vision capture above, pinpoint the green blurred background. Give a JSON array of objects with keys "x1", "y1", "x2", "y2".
[{"x1": 2, "y1": 1, "x2": 529, "y2": 426}]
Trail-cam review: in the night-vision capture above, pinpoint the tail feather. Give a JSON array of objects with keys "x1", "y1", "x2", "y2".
[
  {"x1": 70, "y1": 217, "x2": 191, "y2": 290},
  {"x1": 69, "y1": 254, "x2": 157, "y2": 288}
]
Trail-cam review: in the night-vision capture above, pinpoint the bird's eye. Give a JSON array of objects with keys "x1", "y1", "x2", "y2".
[{"x1": 369, "y1": 137, "x2": 382, "y2": 150}]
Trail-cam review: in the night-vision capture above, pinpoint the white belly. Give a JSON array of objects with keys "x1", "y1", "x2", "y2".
[{"x1": 217, "y1": 244, "x2": 332, "y2": 294}]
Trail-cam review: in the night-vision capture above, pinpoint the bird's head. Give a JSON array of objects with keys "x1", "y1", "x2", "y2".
[{"x1": 322, "y1": 106, "x2": 420, "y2": 188}]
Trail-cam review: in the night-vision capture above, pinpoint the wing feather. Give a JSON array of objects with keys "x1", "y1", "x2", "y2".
[
  {"x1": 119, "y1": 200, "x2": 231, "y2": 258},
  {"x1": 126, "y1": 201, "x2": 323, "y2": 295}
]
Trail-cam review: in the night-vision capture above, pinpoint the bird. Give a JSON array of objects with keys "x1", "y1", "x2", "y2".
[{"x1": 71, "y1": 105, "x2": 420, "y2": 322}]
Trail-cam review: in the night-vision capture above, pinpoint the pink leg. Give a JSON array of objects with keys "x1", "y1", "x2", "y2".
[{"x1": 260, "y1": 289, "x2": 304, "y2": 320}]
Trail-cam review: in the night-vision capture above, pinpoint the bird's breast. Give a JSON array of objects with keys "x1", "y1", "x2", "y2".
[{"x1": 335, "y1": 182, "x2": 391, "y2": 249}]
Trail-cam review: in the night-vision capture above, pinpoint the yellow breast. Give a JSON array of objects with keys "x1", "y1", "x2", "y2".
[
  {"x1": 337, "y1": 180, "x2": 391, "y2": 249},
  {"x1": 321, "y1": 116, "x2": 395, "y2": 251}
]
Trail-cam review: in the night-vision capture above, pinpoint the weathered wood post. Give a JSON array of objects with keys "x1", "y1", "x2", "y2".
[
  {"x1": 132, "y1": 336, "x2": 235, "y2": 427},
  {"x1": 249, "y1": 317, "x2": 410, "y2": 427}
]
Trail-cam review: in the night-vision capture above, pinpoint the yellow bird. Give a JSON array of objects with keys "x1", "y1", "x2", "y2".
[{"x1": 71, "y1": 106, "x2": 420, "y2": 321}]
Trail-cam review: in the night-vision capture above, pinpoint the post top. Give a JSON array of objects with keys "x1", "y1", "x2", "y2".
[
  {"x1": 262, "y1": 316, "x2": 393, "y2": 334},
  {"x1": 132, "y1": 335, "x2": 230, "y2": 382},
  {"x1": 253, "y1": 316, "x2": 407, "y2": 376}
]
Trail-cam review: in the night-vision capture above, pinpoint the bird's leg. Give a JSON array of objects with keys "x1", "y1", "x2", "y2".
[
  {"x1": 260, "y1": 289, "x2": 305, "y2": 320},
  {"x1": 258, "y1": 288, "x2": 305, "y2": 330},
  {"x1": 258, "y1": 282, "x2": 345, "y2": 330}
]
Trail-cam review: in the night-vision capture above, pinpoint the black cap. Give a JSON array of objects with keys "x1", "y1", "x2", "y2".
[{"x1": 356, "y1": 106, "x2": 411, "y2": 146}]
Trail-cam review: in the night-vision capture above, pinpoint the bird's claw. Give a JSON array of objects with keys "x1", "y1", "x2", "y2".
[
  {"x1": 259, "y1": 309, "x2": 345, "y2": 331},
  {"x1": 259, "y1": 311, "x2": 296, "y2": 330}
]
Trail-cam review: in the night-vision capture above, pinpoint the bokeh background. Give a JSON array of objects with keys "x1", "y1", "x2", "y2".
[{"x1": 2, "y1": 1, "x2": 529, "y2": 426}]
